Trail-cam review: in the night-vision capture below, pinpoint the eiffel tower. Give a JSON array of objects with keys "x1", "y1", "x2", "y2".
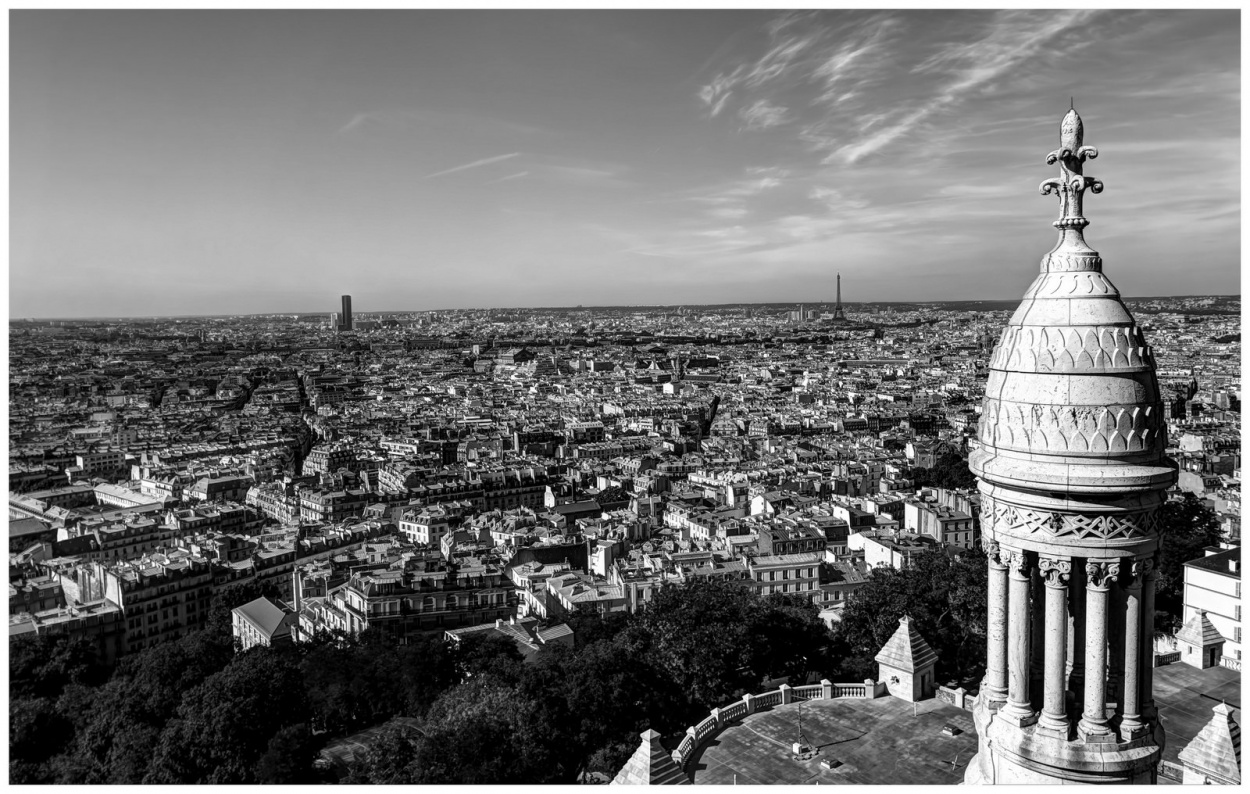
[{"x1": 831, "y1": 272, "x2": 847, "y2": 322}]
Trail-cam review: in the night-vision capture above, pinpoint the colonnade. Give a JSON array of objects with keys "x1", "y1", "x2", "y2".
[{"x1": 982, "y1": 542, "x2": 1156, "y2": 742}]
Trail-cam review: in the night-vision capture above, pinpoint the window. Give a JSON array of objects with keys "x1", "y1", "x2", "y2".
[
  {"x1": 1237, "y1": 606, "x2": 1242, "y2": 622},
  {"x1": 1236, "y1": 627, "x2": 1242, "y2": 643}
]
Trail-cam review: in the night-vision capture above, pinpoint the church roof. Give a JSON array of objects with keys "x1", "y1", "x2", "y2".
[
  {"x1": 611, "y1": 729, "x2": 689, "y2": 785},
  {"x1": 1177, "y1": 702, "x2": 1240, "y2": 783},
  {"x1": 1176, "y1": 610, "x2": 1225, "y2": 648},
  {"x1": 874, "y1": 615, "x2": 939, "y2": 672}
]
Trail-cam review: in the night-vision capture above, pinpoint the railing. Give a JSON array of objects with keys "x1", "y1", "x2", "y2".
[
  {"x1": 1219, "y1": 655, "x2": 1241, "y2": 672},
  {"x1": 754, "y1": 690, "x2": 783, "y2": 709},
  {"x1": 720, "y1": 701, "x2": 747, "y2": 722},
  {"x1": 670, "y1": 679, "x2": 880, "y2": 770},
  {"x1": 693, "y1": 715, "x2": 718, "y2": 742},
  {"x1": 1155, "y1": 651, "x2": 1181, "y2": 666}
]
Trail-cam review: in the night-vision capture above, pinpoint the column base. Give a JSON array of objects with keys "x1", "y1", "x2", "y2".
[
  {"x1": 1119, "y1": 719, "x2": 1150, "y2": 742},
  {"x1": 999, "y1": 705, "x2": 1039, "y2": 728},
  {"x1": 1078, "y1": 722, "x2": 1118, "y2": 744},
  {"x1": 1036, "y1": 713, "x2": 1071, "y2": 740}
]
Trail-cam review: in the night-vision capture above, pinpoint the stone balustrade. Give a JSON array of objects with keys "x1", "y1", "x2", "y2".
[
  {"x1": 1218, "y1": 655, "x2": 1241, "y2": 672},
  {"x1": 1154, "y1": 651, "x2": 1180, "y2": 666},
  {"x1": 670, "y1": 678, "x2": 881, "y2": 769}
]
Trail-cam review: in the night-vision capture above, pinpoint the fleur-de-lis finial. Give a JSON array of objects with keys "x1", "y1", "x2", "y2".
[{"x1": 1040, "y1": 108, "x2": 1103, "y2": 232}]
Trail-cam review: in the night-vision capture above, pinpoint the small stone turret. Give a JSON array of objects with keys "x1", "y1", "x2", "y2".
[{"x1": 964, "y1": 107, "x2": 1176, "y2": 785}]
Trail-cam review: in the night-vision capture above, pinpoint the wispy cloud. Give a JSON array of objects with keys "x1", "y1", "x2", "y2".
[
  {"x1": 739, "y1": 100, "x2": 790, "y2": 131},
  {"x1": 490, "y1": 171, "x2": 530, "y2": 184},
  {"x1": 699, "y1": 10, "x2": 1107, "y2": 167},
  {"x1": 424, "y1": 153, "x2": 521, "y2": 179}
]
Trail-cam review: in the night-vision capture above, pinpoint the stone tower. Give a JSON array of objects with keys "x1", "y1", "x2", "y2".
[{"x1": 963, "y1": 108, "x2": 1177, "y2": 784}]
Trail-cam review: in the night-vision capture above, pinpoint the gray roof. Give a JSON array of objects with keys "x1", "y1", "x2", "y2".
[
  {"x1": 232, "y1": 596, "x2": 292, "y2": 637},
  {"x1": 1178, "y1": 702, "x2": 1240, "y2": 783},
  {"x1": 612, "y1": 730, "x2": 689, "y2": 785},
  {"x1": 875, "y1": 615, "x2": 939, "y2": 672},
  {"x1": 1177, "y1": 610, "x2": 1225, "y2": 648}
]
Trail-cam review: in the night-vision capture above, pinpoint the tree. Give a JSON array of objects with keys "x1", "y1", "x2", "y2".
[
  {"x1": 144, "y1": 647, "x2": 310, "y2": 784},
  {"x1": 10, "y1": 634, "x2": 105, "y2": 701},
  {"x1": 452, "y1": 631, "x2": 525, "y2": 683},
  {"x1": 51, "y1": 628, "x2": 235, "y2": 784},
  {"x1": 10, "y1": 697, "x2": 74, "y2": 783},
  {"x1": 256, "y1": 723, "x2": 320, "y2": 784},
  {"x1": 623, "y1": 578, "x2": 830, "y2": 718},
  {"x1": 830, "y1": 548, "x2": 986, "y2": 685},
  {"x1": 1154, "y1": 493, "x2": 1225, "y2": 634},
  {"x1": 349, "y1": 676, "x2": 567, "y2": 784},
  {"x1": 300, "y1": 632, "x2": 457, "y2": 736},
  {"x1": 519, "y1": 637, "x2": 688, "y2": 779}
]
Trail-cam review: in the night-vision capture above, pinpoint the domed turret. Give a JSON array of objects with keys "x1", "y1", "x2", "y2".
[{"x1": 964, "y1": 109, "x2": 1177, "y2": 785}]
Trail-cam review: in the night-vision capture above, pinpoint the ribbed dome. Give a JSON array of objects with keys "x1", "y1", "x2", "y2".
[{"x1": 971, "y1": 109, "x2": 1176, "y2": 503}]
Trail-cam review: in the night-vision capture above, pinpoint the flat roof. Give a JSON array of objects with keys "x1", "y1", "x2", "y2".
[
  {"x1": 1153, "y1": 660, "x2": 1240, "y2": 773},
  {"x1": 689, "y1": 695, "x2": 977, "y2": 785}
]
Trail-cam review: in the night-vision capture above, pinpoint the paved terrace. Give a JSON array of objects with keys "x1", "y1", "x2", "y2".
[
  {"x1": 688, "y1": 696, "x2": 978, "y2": 785},
  {"x1": 1153, "y1": 661, "x2": 1240, "y2": 783}
]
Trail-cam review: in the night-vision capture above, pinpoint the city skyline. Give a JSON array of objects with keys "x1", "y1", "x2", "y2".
[{"x1": 12, "y1": 9, "x2": 1240, "y2": 319}]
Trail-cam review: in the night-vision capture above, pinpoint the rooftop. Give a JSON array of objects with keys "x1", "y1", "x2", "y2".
[{"x1": 688, "y1": 695, "x2": 977, "y2": 784}]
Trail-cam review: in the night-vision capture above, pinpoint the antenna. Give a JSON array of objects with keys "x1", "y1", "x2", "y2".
[{"x1": 1070, "y1": 96, "x2": 1074, "y2": 110}]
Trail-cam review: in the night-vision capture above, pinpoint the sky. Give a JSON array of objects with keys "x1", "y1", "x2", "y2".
[{"x1": 10, "y1": 9, "x2": 1241, "y2": 318}]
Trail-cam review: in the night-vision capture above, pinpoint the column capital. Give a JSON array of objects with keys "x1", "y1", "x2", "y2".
[
  {"x1": 1085, "y1": 560, "x2": 1120, "y2": 591},
  {"x1": 1005, "y1": 549, "x2": 1031, "y2": 578},
  {"x1": 984, "y1": 539, "x2": 1007, "y2": 568},
  {"x1": 1038, "y1": 556, "x2": 1071, "y2": 587}
]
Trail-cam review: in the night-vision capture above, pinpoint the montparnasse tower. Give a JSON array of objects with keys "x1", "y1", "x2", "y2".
[{"x1": 963, "y1": 108, "x2": 1178, "y2": 784}]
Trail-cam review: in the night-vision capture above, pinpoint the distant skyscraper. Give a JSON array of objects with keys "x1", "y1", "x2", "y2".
[
  {"x1": 341, "y1": 295, "x2": 352, "y2": 331},
  {"x1": 964, "y1": 108, "x2": 1175, "y2": 784}
]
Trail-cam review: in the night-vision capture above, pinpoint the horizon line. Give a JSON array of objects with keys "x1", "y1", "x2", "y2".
[{"x1": 10, "y1": 294, "x2": 1239, "y2": 323}]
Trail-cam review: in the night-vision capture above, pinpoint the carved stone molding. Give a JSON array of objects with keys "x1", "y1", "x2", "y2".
[
  {"x1": 1085, "y1": 561, "x2": 1121, "y2": 590},
  {"x1": 1004, "y1": 549, "x2": 1031, "y2": 578},
  {"x1": 979, "y1": 399, "x2": 1161, "y2": 456},
  {"x1": 983, "y1": 539, "x2": 1006, "y2": 567},
  {"x1": 1038, "y1": 557, "x2": 1072, "y2": 587},
  {"x1": 989, "y1": 324, "x2": 1154, "y2": 373},
  {"x1": 979, "y1": 495, "x2": 1160, "y2": 541}
]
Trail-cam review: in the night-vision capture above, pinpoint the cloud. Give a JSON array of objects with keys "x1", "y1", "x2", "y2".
[
  {"x1": 424, "y1": 153, "x2": 521, "y2": 179},
  {"x1": 739, "y1": 100, "x2": 790, "y2": 130},
  {"x1": 490, "y1": 171, "x2": 530, "y2": 184}
]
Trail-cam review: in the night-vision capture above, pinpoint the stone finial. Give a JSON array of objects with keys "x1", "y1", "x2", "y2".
[
  {"x1": 1041, "y1": 108, "x2": 1103, "y2": 229},
  {"x1": 1038, "y1": 108, "x2": 1104, "y2": 276}
]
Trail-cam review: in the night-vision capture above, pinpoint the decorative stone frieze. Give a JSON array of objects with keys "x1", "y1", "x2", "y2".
[{"x1": 979, "y1": 494, "x2": 1159, "y2": 541}]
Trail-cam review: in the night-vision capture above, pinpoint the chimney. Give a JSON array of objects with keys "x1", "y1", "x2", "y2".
[{"x1": 495, "y1": 618, "x2": 503, "y2": 629}]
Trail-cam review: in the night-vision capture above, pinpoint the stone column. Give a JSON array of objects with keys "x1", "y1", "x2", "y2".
[
  {"x1": 1120, "y1": 559, "x2": 1146, "y2": 740},
  {"x1": 1140, "y1": 557, "x2": 1158, "y2": 722},
  {"x1": 1108, "y1": 569, "x2": 1127, "y2": 716},
  {"x1": 1079, "y1": 560, "x2": 1119, "y2": 742},
  {"x1": 1002, "y1": 549, "x2": 1036, "y2": 725},
  {"x1": 1066, "y1": 560, "x2": 1086, "y2": 712},
  {"x1": 1037, "y1": 556, "x2": 1072, "y2": 736},
  {"x1": 983, "y1": 541, "x2": 1009, "y2": 705},
  {"x1": 1030, "y1": 565, "x2": 1046, "y2": 712}
]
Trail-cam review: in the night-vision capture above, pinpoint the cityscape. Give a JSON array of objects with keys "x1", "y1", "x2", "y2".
[{"x1": 9, "y1": 8, "x2": 1241, "y2": 788}]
